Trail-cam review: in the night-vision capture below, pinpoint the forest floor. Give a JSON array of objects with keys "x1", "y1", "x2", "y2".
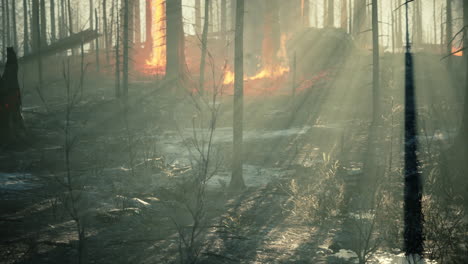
[{"x1": 0, "y1": 52, "x2": 465, "y2": 263}]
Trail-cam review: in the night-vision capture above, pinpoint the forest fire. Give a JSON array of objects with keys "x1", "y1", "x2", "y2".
[
  {"x1": 145, "y1": 0, "x2": 166, "y2": 74},
  {"x1": 452, "y1": 46, "x2": 463, "y2": 57}
]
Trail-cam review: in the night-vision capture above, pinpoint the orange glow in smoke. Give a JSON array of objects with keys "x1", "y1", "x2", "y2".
[
  {"x1": 145, "y1": 0, "x2": 166, "y2": 74},
  {"x1": 452, "y1": 46, "x2": 463, "y2": 57},
  {"x1": 223, "y1": 34, "x2": 290, "y2": 85}
]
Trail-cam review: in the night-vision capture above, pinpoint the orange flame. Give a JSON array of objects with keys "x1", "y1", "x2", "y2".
[
  {"x1": 223, "y1": 34, "x2": 290, "y2": 85},
  {"x1": 452, "y1": 46, "x2": 463, "y2": 57},
  {"x1": 145, "y1": 0, "x2": 166, "y2": 74}
]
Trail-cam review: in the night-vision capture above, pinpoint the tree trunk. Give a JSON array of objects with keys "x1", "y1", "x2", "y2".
[
  {"x1": 40, "y1": 0, "x2": 47, "y2": 45},
  {"x1": 165, "y1": 0, "x2": 186, "y2": 86},
  {"x1": 50, "y1": 0, "x2": 56, "y2": 42},
  {"x1": 32, "y1": 0, "x2": 40, "y2": 52},
  {"x1": 67, "y1": 0, "x2": 73, "y2": 35},
  {"x1": 353, "y1": 0, "x2": 366, "y2": 39},
  {"x1": 0, "y1": 48, "x2": 25, "y2": 145},
  {"x1": 195, "y1": 0, "x2": 201, "y2": 34},
  {"x1": 340, "y1": 0, "x2": 347, "y2": 30},
  {"x1": 461, "y1": 0, "x2": 468, "y2": 143},
  {"x1": 446, "y1": 0, "x2": 453, "y2": 70},
  {"x1": 95, "y1": 8, "x2": 100, "y2": 71},
  {"x1": 12, "y1": 0, "x2": 18, "y2": 51},
  {"x1": 199, "y1": 0, "x2": 209, "y2": 96},
  {"x1": 134, "y1": 0, "x2": 141, "y2": 45},
  {"x1": 1, "y1": 0, "x2": 5, "y2": 62},
  {"x1": 372, "y1": 0, "x2": 379, "y2": 123},
  {"x1": 433, "y1": 0, "x2": 437, "y2": 44},
  {"x1": 103, "y1": 0, "x2": 109, "y2": 63},
  {"x1": 302, "y1": 0, "x2": 309, "y2": 27},
  {"x1": 327, "y1": 0, "x2": 334, "y2": 27},
  {"x1": 123, "y1": 0, "x2": 129, "y2": 97},
  {"x1": 230, "y1": 0, "x2": 245, "y2": 191},
  {"x1": 89, "y1": 0, "x2": 94, "y2": 50},
  {"x1": 6, "y1": 0, "x2": 10, "y2": 46},
  {"x1": 115, "y1": 8, "x2": 120, "y2": 98},
  {"x1": 221, "y1": 0, "x2": 227, "y2": 38},
  {"x1": 145, "y1": 0, "x2": 152, "y2": 49},
  {"x1": 23, "y1": 0, "x2": 30, "y2": 54}
]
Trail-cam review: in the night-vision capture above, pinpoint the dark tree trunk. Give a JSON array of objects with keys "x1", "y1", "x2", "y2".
[
  {"x1": 230, "y1": 0, "x2": 245, "y2": 191},
  {"x1": 403, "y1": 1, "x2": 424, "y2": 257},
  {"x1": 165, "y1": 0, "x2": 186, "y2": 86},
  {"x1": 198, "y1": 0, "x2": 209, "y2": 96},
  {"x1": 2, "y1": 0, "x2": 5, "y2": 62},
  {"x1": 134, "y1": 0, "x2": 141, "y2": 45},
  {"x1": 461, "y1": 0, "x2": 468, "y2": 143},
  {"x1": 32, "y1": 0, "x2": 40, "y2": 52},
  {"x1": 123, "y1": 0, "x2": 129, "y2": 97},
  {"x1": 50, "y1": 0, "x2": 56, "y2": 42},
  {"x1": 12, "y1": 0, "x2": 18, "y2": 51},
  {"x1": 103, "y1": 0, "x2": 109, "y2": 63},
  {"x1": 145, "y1": 0, "x2": 152, "y2": 49},
  {"x1": 0, "y1": 48, "x2": 25, "y2": 145},
  {"x1": 115, "y1": 8, "x2": 120, "y2": 98},
  {"x1": 23, "y1": 0, "x2": 30, "y2": 54},
  {"x1": 95, "y1": 8, "x2": 99, "y2": 71},
  {"x1": 221, "y1": 0, "x2": 227, "y2": 37},
  {"x1": 67, "y1": 0, "x2": 73, "y2": 35},
  {"x1": 40, "y1": 0, "x2": 47, "y2": 45},
  {"x1": 446, "y1": 0, "x2": 453, "y2": 70},
  {"x1": 372, "y1": 0, "x2": 379, "y2": 123},
  {"x1": 195, "y1": 0, "x2": 201, "y2": 35},
  {"x1": 353, "y1": 0, "x2": 366, "y2": 42},
  {"x1": 89, "y1": 0, "x2": 94, "y2": 50},
  {"x1": 6, "y1": 0, "x2": 10, "y2": 47}
]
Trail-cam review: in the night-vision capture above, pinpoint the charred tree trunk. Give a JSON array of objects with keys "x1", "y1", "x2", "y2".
[
  {"x1": 221, "y1": 0, "x2": 227, "y2": 38},
  {"x1": 103, "y1": 0, "x2": 109, "y2": 63},
  {"x1": 23, "y1": 0, "x2": 30, "y2": 54},
  {"x1": 446, "y1": 0, "x2": 453, "y2": 70},
  {"x1": 32, "y1": 0, "x2": 40, "y2": 52},
  {"x1": 461, "y1": 0, "x2": 468, "y2": 145},
  {"x1": 5, "y1": 0, "x2": 10, "y2": 47},
  {"x1": 403, "y1": 1, "x2": 424, "y2": 258},
  {"x1": 199, "y1": 0, "x2": 209, "y2": 96},
  {"x1": 134, "y1": 0, "x2": 141, "y2": 45},
  {"x1": 0, "y1": 48, "x2": 25, "y2": 145},
  {"x1": 433, "y1": 0, "x2": 437, "y2": 44},
  {"x1": 89, "y1": 0, "x2": 94, "y2": 50},
  {"x1": 50, "y1": 0, "x2": 56, "y2": 42},
  {"x1": 67, "y1": 0, "x2": 73, "y2": 35},
  {"x1": 115, "y1": 9, "x2": 121, "y2": 98},
  {"x1": 195, "y1": 0, "x2": 201, "y2": 35},
  {"x1": 123, "y1": 0, "x2": 129, "y2": 97},
  {"x1": 145, "y1": 0, "x2": 152, "y2": 49},
  {"x1": 230, "y1": 0, "x2": 245, "y2": 191},
  {"x1": 372, "y1": 0, "x2": 379, "y2": 123},
  {"x1": 165, "y1": 0, "x2": 186, "y2": 87},
  {"x1": 95, "y1": 9, "x2": 100, "y2": 71},
  {"x1": 40, "y1": 0, "x2": 47, "y2": 45},
  {"x1": 2, "y1": 0, "x2": 6, "y2": 61},
  {"x1": 12, "y1": 0, "x2": 18, "y2": 51}
]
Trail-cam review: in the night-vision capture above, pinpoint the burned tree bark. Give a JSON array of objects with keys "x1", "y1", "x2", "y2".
[
  {"x1": 0, "y1": 48, "x2": 24, "y2": 145},
  {"x1": 230, "y1": 0, "x2": 246, "y2": 191},
  {"x1": 199, "y1": 0, "x2": 209, "y2": 96},
  {"x1": 23, "y1": 0, "x2": 30, "y2": 54},
  {"x1": 50, "y1": 0, "x2": 56, "y2": 42},
  {"x1": 12, "y1": 0, "x2": 18, "y2": 50},
  {"x1": 145, "y1": 0, "x2": 152, "y2": 50},
  {"x1": 165, "y1": 0, "x2": 186, "y2": 87},
  {"x1": 446, "y1": 0, "x2": 453, "y2": 71},
  {"x1": 134, "y1": 0, "x2": 141, "y2": 45},
  {"x1": 461, "y1": 0, "x2": 468, "y2": 146},
  {"x1": 372, "y1": 0, "x2": 379, "y2": 123},
  {"x1": 123, "y1": 0, "x2": 129, "y2": 97},
  {"x1": 40, "y1": 0, "x2": 47, "y2": 45}
]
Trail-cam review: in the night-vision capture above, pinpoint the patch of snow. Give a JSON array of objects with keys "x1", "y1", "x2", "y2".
[{"x1": 333, "y1": 249, "x2": 357, "y2": 260}]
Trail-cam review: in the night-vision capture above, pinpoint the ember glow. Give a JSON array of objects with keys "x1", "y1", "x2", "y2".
[
  {"x1": 145, "y1": 0, "x2": 167, "y2": 74},
  {"x1": 452, "y1": 46, "x2": 463, "y2": 57}
]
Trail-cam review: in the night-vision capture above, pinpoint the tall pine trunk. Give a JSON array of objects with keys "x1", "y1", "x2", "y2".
[
  {"x1": 103, "y1": 0, "x2": 109, "y2": 63},
  {"x1": 461, "y1": 0, "x2": 468, "y2": 143},
  {"x1": 221, "y1": 0, "x2": 227, "y2": 38},
  {"x1": 23, "y1": 0, "x2": 30, "y2": 54},
  {"x1": 327, "y1": 0, "x2": 334, "y2": 27},
  {"x1": 40, "y1": 0, "x2": 47, "y2": 45},
  {"x1": 372, "y1": 0, "x2": 379, "y2": 123},
  {"x1": 165, "y1": 0, "x2": 186, "y2": 86},
  {"x1": 446, "y1": 0, "x2": 453, "y2": 70},
  {"x1": 50, "y1": 0, "x2": 56, "y2": 42},
  {"x1": 134, "y1": 0, "x2": 141, "y2": 45},
  {"x1": 195, "y1": 0, "x2": 201, "y2": 35},
  {"x1": 145, "y1": 0, "x2": 152, "y2": 49},
  {"x1": 89, "y1": 0, "x2": 94, "y2": 50},
  {"x1": 6, "y1": 0, "x2": 10, "y2": 46},
  {"x1": 12, "y1": 0, "x2": 18, "y2": 51},
  {"x1": 123, "y1": 0, "x2": 129, "y2": 97},
  {"x1": 198, "y1": 0, "x2": 209, "y2": 96},
  {"x1": 230, "y1": 0, "x2": 246, "y2": 191}
]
